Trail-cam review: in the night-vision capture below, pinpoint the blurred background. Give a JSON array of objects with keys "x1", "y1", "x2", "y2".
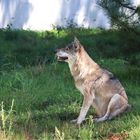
[{"x1": 0, "y1": 0, "x2": 139, "y2": 30}]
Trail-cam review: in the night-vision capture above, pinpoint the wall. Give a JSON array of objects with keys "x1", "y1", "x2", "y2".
[{"x1": 0, "y1": 0, "x2": 139, "y2": 30}]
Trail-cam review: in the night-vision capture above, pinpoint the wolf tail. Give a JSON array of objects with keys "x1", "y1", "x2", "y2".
[{"x1": 125, "y1": 104, "x2": 132, "y2": 112}]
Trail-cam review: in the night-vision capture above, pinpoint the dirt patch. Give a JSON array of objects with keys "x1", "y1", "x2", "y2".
[{"x1": 107, "y1": 132, "x2": 128, "y2": 140}]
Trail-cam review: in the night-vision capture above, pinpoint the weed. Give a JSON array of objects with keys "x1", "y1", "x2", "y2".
[
  {"x1": 0, "y1": 99, "x2": 14, "y2": 139},
  {"x1": 54, "y1": 127, "x2": 65, "y2": 140},
  {"x1": 78, "y1": 116, "x2": 94, "y2": 140}
]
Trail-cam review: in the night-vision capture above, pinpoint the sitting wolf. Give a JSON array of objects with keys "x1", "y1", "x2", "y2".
[{"x1": 56, "y1": 37, "x2": 131, "y2": 124}]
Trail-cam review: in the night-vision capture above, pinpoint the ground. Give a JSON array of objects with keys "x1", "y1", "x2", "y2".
[{"x1": 0, "y1": 28, "x2": 140, "y2": 140}]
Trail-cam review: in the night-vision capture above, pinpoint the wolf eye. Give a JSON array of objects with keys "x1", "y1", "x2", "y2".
[{"x1": 74, "y1": 45, "x2": 79, "y2": 50}]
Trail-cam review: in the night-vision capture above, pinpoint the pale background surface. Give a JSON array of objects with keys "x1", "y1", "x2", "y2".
[{"x1": 0, "y1": 0, "x2": 139, "y2": 30}]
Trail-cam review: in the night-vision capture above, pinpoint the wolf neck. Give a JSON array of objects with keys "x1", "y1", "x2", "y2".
[{"x1": 68, "y1": 47, "x2": 100, "y2": 80}]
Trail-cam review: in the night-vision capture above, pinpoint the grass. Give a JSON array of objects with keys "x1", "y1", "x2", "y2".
[{"x1": 0, "y1": 28, "x2": 140, "y2": 139}]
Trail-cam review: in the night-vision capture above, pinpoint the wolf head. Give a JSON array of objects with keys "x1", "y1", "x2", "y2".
[{"x1": 56, "y1": 37, "x2": 82, "y2": 63}]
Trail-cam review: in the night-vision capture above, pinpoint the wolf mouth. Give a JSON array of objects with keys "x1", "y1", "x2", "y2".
[{"x1": 57, "y1": 56, "x2": 68, "y2": 61}]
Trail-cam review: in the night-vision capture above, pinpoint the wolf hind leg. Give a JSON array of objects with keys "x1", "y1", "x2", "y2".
[{"x1": 94, "y1": 94, "x2": 128, "y2": 122}]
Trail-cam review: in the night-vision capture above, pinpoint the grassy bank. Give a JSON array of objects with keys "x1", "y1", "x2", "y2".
[
  {"x1": 0, "y1": 28, "x2": 140, "y2": 68},
  {"x1": 0, "y1": 29, "x2": 140, "y2": 139}
]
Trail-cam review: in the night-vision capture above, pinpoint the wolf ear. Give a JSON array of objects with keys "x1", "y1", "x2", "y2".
[
  {"x1": 74, "y1": 37, "x2": 80, "y2": 44},
  {"x1": 74, "y1": 37, "x2": 81, "y2": 51}
]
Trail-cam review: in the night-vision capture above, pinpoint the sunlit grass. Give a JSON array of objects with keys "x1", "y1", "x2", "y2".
[
  {"x1": 0, "y1": 29, "x2": 140, "y2": 139},
  {"x1": 0, "y1": 59, "x2": 139, "y2": 139}
]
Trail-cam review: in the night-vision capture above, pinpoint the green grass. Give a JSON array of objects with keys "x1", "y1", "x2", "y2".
[{"x1": 0, "y1": 28, "x2": 140, "y2": 139}]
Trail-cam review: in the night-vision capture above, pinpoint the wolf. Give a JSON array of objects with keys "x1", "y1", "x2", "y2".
[{"x1": 56, "y1": 37, "x2": 131, "y2": 124}]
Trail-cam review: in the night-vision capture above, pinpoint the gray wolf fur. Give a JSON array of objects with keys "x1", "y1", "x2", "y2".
[{"x1": 56, "y1": 37, "x2": 131, "y2": 124}]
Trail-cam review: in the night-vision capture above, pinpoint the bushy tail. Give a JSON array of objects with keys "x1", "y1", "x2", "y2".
[{"x1": 125, "y1": 104, "x2": 132, "y2": 112}]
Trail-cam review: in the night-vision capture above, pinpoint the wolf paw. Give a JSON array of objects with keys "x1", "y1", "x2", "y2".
[
  {"x1": 70, "y1": 119, "x2": 77, "y2": 123},
  {"x1": 93, "y1": 117, "x2": 100, "y2": 122},
  {"x1": 94, "y1": 115, "x2": 109, "y2": 122}
]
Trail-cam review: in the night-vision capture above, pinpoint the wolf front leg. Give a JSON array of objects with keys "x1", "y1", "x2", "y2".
[{"x1": 77, "y1": 93, "x2": 94, "y2": 124}]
